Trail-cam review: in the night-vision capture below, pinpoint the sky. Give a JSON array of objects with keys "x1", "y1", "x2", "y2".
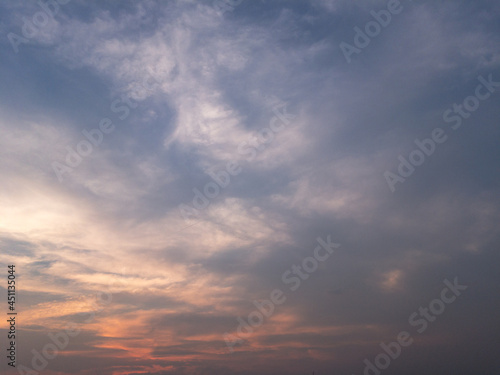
[{"x1": 0, "y1": 0, "x2": 499, "y2": 374}]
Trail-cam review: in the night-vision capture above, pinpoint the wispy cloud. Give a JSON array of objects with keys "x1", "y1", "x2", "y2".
[{"x1": 0, "y1": 1, "x2": 499, "y2": 374}]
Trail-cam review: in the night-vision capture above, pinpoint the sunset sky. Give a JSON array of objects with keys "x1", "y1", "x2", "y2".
[{"x1": 1, "y1": 1, "x2": 500, "y2": 374}]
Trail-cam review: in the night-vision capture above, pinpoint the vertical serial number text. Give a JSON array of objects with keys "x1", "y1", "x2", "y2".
[{"x1": 7, "y1": 264, "x2": 16, "y2": 368}]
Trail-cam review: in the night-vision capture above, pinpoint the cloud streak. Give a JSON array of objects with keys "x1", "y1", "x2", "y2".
[{"x1": 0, "y1": 1, "x2": 499, "y2": 374}]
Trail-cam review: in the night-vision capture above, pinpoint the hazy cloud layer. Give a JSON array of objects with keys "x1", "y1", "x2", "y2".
[{"x1": 0, "y1": 1, "x2": 499, "y2": 374}]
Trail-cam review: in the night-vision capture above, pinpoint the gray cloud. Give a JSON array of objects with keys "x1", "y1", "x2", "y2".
[{"x1": 0, "y1": 0, "x2": 499, "y2": 374}]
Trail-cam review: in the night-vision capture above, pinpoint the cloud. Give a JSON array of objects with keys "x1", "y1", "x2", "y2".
[{"x1": 0, "y1": 1, "x2": 499, "y2": 374}]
